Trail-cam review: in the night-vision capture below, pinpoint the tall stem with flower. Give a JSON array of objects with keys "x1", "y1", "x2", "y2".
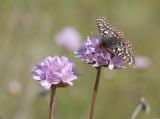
[
  {"x1": 32, "y1": 56, "x2": 79, "y2": 119},
  {"x1": 75, "y1": 36, "x2": 126, "y2": 119}
]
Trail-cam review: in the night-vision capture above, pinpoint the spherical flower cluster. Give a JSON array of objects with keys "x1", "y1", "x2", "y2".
[
  {"x1": 54, "y1": 27, "x2": 81, "y2": 51},
  {"x1": 135, "y1": 56, "x2": 151, "y2": 69},
  {"x1": 75, "y1": 36, "x2": 124, "y2": 69},
  {"x1": 32, "y1": 56, "x2": 79, "y2": 89}
]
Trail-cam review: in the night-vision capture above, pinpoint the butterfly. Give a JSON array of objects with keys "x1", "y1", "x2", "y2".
[{"x1": 96, "y1": 16, "x2": 135, "y2": 66}]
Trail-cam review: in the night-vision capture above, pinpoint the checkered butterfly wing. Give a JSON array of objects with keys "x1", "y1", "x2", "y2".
[{"x1": 96, "y1": 16, "x2": 135, "y2": 66}]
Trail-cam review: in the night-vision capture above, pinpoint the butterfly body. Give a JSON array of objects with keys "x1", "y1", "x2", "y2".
[{"x1": 96, "y1": 16, "x2": 135, "y2": 66}]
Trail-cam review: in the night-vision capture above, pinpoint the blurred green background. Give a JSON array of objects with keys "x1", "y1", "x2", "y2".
[{"x1": 0, "y1": 0, "x2": 160, "y2": 119}]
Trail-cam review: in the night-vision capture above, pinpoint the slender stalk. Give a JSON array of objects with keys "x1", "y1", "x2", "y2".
[
  {"x1": 130, "y1": 103, "x2": 142, "y2": 119},
  {"x1": 130, "y1": 97, "x2": 150, "y2": 119},
  {"x1": 49, "y1": 85, "x2": 56, "y2": 119},
  {"x1": 89, "y1": 67, "x2": 102, "y2": 119}
]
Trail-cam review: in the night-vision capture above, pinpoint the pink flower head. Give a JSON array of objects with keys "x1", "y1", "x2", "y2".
[
  {"x1": 32, "y1": 56, "x2": 79, "y2": 89},
  {"x1": 75, "y1": 36, "x2": 124, "y2": 69},
  {"x1": 135, "y1": 56, "x2": 151, "y2": 69},
  {"x1": 54, "y1": 27, "x2": 81, "y2": 51}
]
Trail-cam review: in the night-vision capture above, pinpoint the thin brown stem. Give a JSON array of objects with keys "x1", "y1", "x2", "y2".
[
  {"x1": 49, "y1": 85, "x2": 56, "y2": 119},
  {"x1": 89, "y1": 67, "x2": 102, "y2": 119}
]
